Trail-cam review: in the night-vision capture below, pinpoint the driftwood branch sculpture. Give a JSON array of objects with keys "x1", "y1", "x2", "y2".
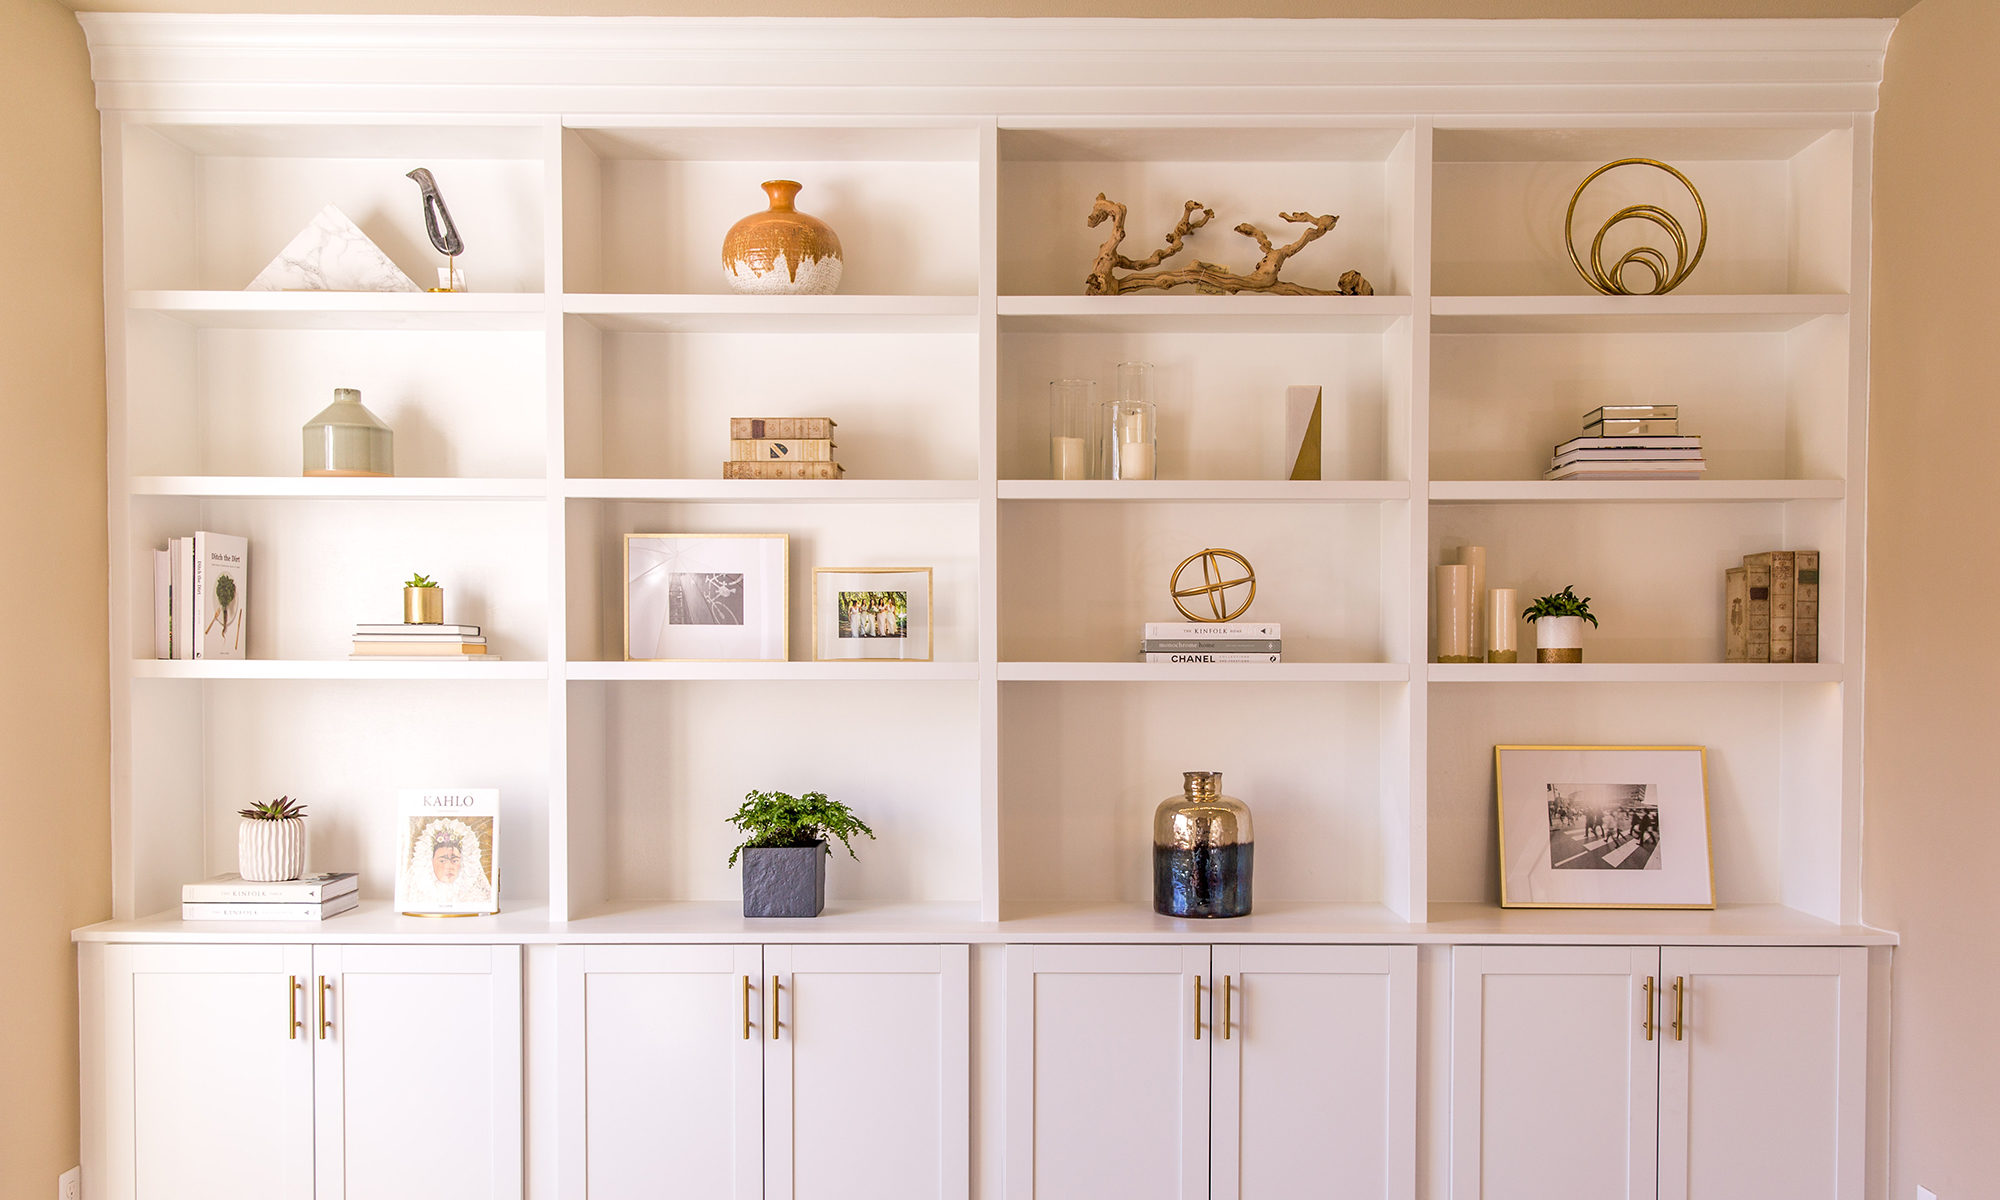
[{"x1": 1084, "y1": 194, "x2": 1374, "y2": 297}]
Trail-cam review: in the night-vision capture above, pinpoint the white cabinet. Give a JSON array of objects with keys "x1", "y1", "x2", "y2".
[
  {"x1": 557, "y1": 944, "x2": 762, "y2": 1199},
  {"x1": 1211, "y1": 945, "x2": 1417, "y2": 1200},
  {"x1": 1450, "y1": 945, "x2": 1867, "y2": 1200},
  {"x1": 1657, "y1": 947, "x2": 1866, "y2": 1200},
  {"x1": 94, "y1": 943, "x2": 522, "y2": 1200},
  {"x1": 556, "y1": 942, "x2": 969, "y2": 1200},
  {"x1": 1450, "y1": 945, "x2": 1659, "y2": 1200},
  {"x1": 765, "y1": 943, "x2": 970, "y2": 1200},
  {"x1": 1005, "y1": 944, "x2": 1416, "y2": 1200},
  {"x1": 99, "y1": 944, "x2": 316, "y2": 1200},
  {"x1": 311, "y1": 944, "x2": 523, "y2": 1200}
]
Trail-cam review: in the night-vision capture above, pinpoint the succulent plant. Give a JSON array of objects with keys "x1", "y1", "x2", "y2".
[
  {"x1": 1522, "y1": 585, "x2": 1599, "y2": 627},
  {"x1": 406, "y1": 573, "x2": 438, "y2": 589},
  {"x1": 238, "y1": 795, "x2": 308, "y2": 822}
]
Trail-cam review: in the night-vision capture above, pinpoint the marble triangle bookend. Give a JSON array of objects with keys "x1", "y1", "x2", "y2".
[{"x1": 245, "y1": 205, "x2": 421, "y2": 292}]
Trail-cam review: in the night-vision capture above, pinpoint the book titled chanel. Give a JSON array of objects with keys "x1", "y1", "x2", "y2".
[{"x1": 395, "y1": 789, "x2": 500, "y2": 916}]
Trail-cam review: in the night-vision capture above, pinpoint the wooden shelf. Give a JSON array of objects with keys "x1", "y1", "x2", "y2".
[
  {"x1": 1428, "y1": 662, "x2": 1840, "y2": 683},
  {"x1": 127, "y1": 290, "x2": 546, "y2": 330},
  {"x1": 131, "y1": 476, "x2": 547, "y2": 500},
  {"x1": 1429, "y1": 480, "x2": 1844, "y2": 504},
  {"x1": 1000, "y1": 480, "x2": 1408, "y2": 502},
  {"x1": 1430, "y1": 293, "x2": 1849, "y2": 334}
]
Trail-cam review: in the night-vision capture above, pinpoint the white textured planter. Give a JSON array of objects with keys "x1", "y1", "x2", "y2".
[
  {"x1": 239, "y1": 817, "x2": 306, "y2": 882},
  {"x1": 1534, "y1": 615, "x2": 1586, "y2": 663}
]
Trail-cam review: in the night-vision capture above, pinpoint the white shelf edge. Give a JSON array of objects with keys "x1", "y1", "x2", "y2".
[
  {"x1": 131, "y1": 660, "x2": 550, "y2": 681},
  {"x1": 1428, "y1": 480, "x2": 1844, "y2": 504},
  {"x1": 1430, "y1": 293, "x2": 1850, "y2": 333},
  {"x1": 1000, "y1": 662, "x2": 1410, "y2": 683},
  {"x1": 131, "y1": 476, "x2": 548, "y2": 500},
  {"x1": 1000, "y1": 480, "x2": 1408, "y2": 502},
  {"x1": 1427, "y1": 662, "x2": 1841, "y2": 683},
  {"x1": 563, "y1": 479, "x2": 979, "y2": 502},
  {"x1": 566, "y1": 661, "x2": 981, "y2": 682},
  {"x1": 563, "y1": 293, "x2": 977, "y2": 316}
]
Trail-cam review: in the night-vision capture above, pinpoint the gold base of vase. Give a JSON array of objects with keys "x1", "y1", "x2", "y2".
[
  {"x1": 1437, "y1": 654, "x2": 1477, "y2": 663},
  {"x1": 1537, "y1": 648, "x2": 1584, "y2": 663},
  {"x1": 1487, "y1": 650, "x2": 1519, "y2": 663}
]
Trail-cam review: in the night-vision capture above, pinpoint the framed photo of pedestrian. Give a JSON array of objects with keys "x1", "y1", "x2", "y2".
[
  {"x1": 812, "y1": 567, "x2": 933, "y2": 662},
  {"x1": 1495, "y1": 745, "x2": 1713, "y2": 909},
  {"x1": 625, "y1": 533, "x2": 788, "y2": 661}
]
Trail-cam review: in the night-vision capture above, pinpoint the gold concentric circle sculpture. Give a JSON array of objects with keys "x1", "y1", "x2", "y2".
[
  {"x1": 1564, "y1": 158, "x2": 1708, "y2": 296},
  {"x1": 1170, "y1": 548, "x2": 1258, "y2": 623}
]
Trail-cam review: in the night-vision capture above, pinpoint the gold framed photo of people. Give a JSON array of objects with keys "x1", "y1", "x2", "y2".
[
  {"x1": 625, "y1": 533, "x2": 788, "y2": 661},
  {"x1": 1495, "y1": 745, "x2": 1714, "y2": 909},
  {"x1": 812, "y1": 567, "x2": 933, "y2": 662}
]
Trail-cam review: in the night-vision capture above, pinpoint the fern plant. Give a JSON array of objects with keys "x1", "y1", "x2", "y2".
[
  {"x1": 238, "y1": 795, "x2": 308, "y2": 821},
  {"x1": 1521, "y1": 585, "x2": 1599, "y2": 627},
  {"x1": 406, "y1": 573, "x2": 438, "y2": 589},
  {"x1": 725, "y1": 789, "x2": 875, "y2": 867}
]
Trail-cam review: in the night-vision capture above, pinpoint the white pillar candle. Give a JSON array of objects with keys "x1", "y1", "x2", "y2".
[
  {"x1": 1461, "y1": 546, "x2": 1488, "y2": 659},
  {"x1": 1437, "y1": 564, "x2": 1474, "y2": 662},
  {"x1": 1487, "y1": 587, "x2": 1518, "y2": 663},
  {"x1": 1052, "y1": 436, "x2": 1087, "y2": 480},
  {"x1": 1117, "y1": 440, "x2": 1156, "y2": 480}
]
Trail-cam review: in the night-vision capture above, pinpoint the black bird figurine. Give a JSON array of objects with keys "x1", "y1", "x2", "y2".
[{"x1": 406, "y1": 168, "x2": 463, "y2": 290}]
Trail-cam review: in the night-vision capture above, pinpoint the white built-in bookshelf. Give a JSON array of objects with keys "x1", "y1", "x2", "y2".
[{"x1": 90, "y1": 16, "x2": 1887, "y2": 941}]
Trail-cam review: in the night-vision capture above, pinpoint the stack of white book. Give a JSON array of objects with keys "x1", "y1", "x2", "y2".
[
  {"x1": 1140, "y1": 622, "x2": 1282, "y2": 664},
  {"x1": 1546, "y1": 405, "x2": 1704, "y2": 480},
  {"x1": 181, "y1": 872, "x2": 359, "y2": 921},
  {"x1": 350, "y1": 623, "x2": 496, "y2": 660}
]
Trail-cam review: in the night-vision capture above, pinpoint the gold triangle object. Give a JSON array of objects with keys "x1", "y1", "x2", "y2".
[{"x1": 1289, "y1": 387, "x2": 1324, "y2": 481}]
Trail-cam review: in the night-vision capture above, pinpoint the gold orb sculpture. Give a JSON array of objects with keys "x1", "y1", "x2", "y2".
[
  {"x1": 1170, "y1": 548, "x2": 1257, "y2": 623},
  {"x1": 1565, "y1": 158, "x2": 1708, "y2": 296}
]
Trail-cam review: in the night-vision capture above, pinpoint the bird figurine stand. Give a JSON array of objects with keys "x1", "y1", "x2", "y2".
[{"x1": 406, "y1": 167, "x2": 466, "y2": 292}]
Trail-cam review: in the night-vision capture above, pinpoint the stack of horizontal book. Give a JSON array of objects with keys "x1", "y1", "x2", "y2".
[
  {"x1": 1724, "y1": 549, "x2": 1820, "y2": 663},
  {"x1": 1141, "y1": 622, "x2": 1282, "y2": 664},
  {"x1": 725, "y1": 417, "x2": 844, "y2": 480},
  {"x1": 1546, "y1": 405, "x2": 1705, "y2": 480},
  {"x1": 182, "y1": 872, "x2": 359, "y2": 921},
  {"x1": 350, "y1": 623, "x2": 495, "y2": 660}
]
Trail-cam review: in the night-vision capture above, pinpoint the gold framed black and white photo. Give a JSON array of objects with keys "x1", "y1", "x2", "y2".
[
  {"x1": 625, "y1": 533, "x2": 788, "y2": 661},
  {"x1": 812, "y1": 567, "x2": 933, "y2": 662},
  {"x1": 1495, "y1": 744, "x2": 1714, "y2": 909}
]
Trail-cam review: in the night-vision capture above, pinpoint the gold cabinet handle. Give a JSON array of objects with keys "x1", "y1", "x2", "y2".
[
  {"x1": 288, "y1": 975, "x2": 304, "y2": 1040},
  {"x1": 318, "y1": 975, "x2": 333, "y2": 1040},
  {"x1": 771, "y1": 975, "x2": 781, "y2": 1041},
  {"x1": 1194, "y1": 975, "x2": 1202, "y2": 1041},
  {"x1": 1222, "y1": 975, "x2": 1232, "y2": 1041},
  {"x1": 1642, "y1": 976, "x2": 1655, "y2": 1041},
  {"x1": 1672, "y1": 976, "x2": 1685, "y2": 1041},
  {"x1": 742, "y1": 975, "x2": 752, "y2": 1041}
]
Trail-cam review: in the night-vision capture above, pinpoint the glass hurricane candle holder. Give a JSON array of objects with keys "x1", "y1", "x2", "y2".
[
  {"x1": 1049, "y1": 379, "x2": 1098, "y2": 480},
  {"x1": 1105, "y1": 361, "x2": 1159, "y2": 480}
]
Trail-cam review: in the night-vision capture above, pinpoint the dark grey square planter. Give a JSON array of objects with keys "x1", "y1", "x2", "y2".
[{"x1": 741, "y1": 843, "x2": 827, "y2": 917}]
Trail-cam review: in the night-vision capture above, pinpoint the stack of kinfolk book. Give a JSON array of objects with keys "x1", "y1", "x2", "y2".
[
  {"x1": 350, "y1": 622, "x2": 496, "y2": 661},
  {"x1": 725, "y1": 417, "x2": 844, "y2": 480},
  {"x1": 1141, "y1": 621, "x2": 1282, "y2": 664},
  {"x1": 1724, "y1": 550, "x2": 1820, "y2": 663},
  {"x1": 1546, "y1": 405, "x2": 1705, "y2": 480},
  {"x1": 182, "y1": 872, "x2": 359, "y2": 921}
]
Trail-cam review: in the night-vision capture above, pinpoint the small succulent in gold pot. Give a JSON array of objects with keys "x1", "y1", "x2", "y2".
[{"x1": 404, "y1": 572, "x2": 444, "y2": 625}]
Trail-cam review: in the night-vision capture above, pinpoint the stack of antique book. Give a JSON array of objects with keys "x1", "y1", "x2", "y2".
[
  {"x1": 1546, "y1": 405, "x2": 1704, "y2": 480},
  {"x1": 726, "y1": 417, "x2": 844, "y2": 479},
  {"x1": 1724, "y1": 550, "x2": 1821, "y2": 663}
]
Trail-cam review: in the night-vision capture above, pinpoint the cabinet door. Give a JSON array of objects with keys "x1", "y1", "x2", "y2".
[
  {"x1": 764, "y1": 943, "x2": 969, "y2": 1200},
  {"x1": 1657, "y1": 946, "x2": 1866, "y2": 1200},
  {"x1": 1450, "y1": 946, "x2": 1660, "y2": 1200},
  {"x1": 556, "y1": 944, "x2": 762, "y2": 1200},
  {"x1": 100, "y1": 943, "x2": 315, "y2": 1200},
  {"x1": 312, "y1": 944, "x2": 523, "y2": 1200},
  {"x1": 1211, "y1": 944, "x2": 1417, "y2": 1200},
  {"x1": 1004, "y1": 944, "x2": 1210, "y2": 1200}
]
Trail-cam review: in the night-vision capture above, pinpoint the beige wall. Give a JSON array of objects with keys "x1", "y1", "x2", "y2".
[
  {"x1": 1866, "y1": 0, "x2": 2000, "y2": 1195},
  {"x1": 0, "y1": 0, "x2": 109, "y2": 1195}
]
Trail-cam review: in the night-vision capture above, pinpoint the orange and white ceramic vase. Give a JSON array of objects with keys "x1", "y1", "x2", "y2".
[{"x1": 722, "y1": 180, "x2": 844, "y2": 295}]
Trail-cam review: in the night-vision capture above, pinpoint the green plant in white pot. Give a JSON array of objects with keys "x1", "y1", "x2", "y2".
[
  {"x1": 238, "y1": 795, "x2": 308, "y2": 882},
  {"x1": 726, "y1": 789, "x2": 875, "y2": 918},
  {"x1": 1523, "y1": 586, "x2": 1598, "y2": 664}
]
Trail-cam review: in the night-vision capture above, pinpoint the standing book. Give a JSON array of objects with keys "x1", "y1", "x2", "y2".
[
  {"x1": 395, "y1": 789, "x2": 500, "y2": 915},
  {"x1": 1795, "y1": 550, "x2": 1821, "y2": 663},
  {"x1": 1724, "y1": 566, "x2": 1749, "y2": 663},
  {"x1": 1743, "y1": 562, "x2": 1772, "y2": 662},
  {"x1": 192, "y1": 531, "x2": 249, "y2": 660},
  {"x1": 170, "y1": 537, "x2": 195, "y2": 661},
  {"x1": 152, "y1": 548, "x2": 171, "y2": 659}
]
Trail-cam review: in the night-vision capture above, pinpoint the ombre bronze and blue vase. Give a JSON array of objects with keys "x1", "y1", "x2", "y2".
[{"x1": 1153, "y1": 771, "x2": 1253, "y2": 918}]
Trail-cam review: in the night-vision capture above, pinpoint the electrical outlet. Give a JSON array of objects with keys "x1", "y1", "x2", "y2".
[
  {"x1": 58, "y1": 1166, "x2": 80, "y2": 1200},
  {"x1": 1918, "y1": 1188, "x2": 1938, "y2": 1200}
]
